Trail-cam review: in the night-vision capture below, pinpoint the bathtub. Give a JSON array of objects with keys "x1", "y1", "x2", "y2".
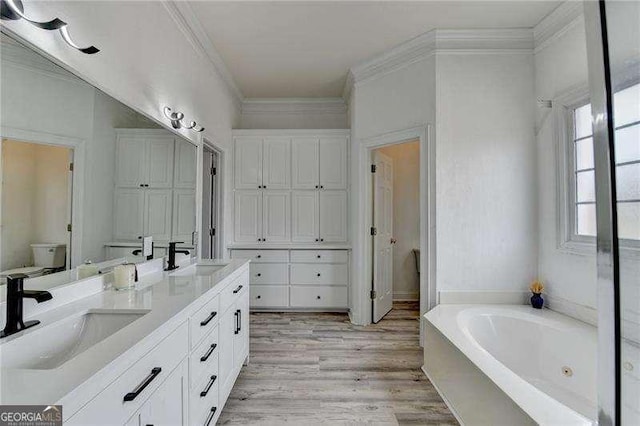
[{"x1": 424, "y1": 305, "x2": 596, "y2": 425}]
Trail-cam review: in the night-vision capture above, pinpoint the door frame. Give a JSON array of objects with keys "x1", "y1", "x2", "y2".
[
  {"x1": 352, "y1": 125, "x2": 435, "y2": 345},
  {"x1": 0, "y1": 126, "x2": 85, "y2": 269},
  {"x1": 197, "y1": 137, "x2": 225, "y2": 260}
]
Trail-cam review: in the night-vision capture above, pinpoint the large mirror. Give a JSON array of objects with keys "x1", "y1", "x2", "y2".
[{"x1": 0, "y1": 32, "x2": 198, "y2": 286}]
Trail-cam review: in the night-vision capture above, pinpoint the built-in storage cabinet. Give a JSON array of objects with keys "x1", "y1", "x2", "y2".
[
  {"x1": 231, "y1": 249, "x2": 349, "y2": 310},
  {"x1": 116, "y1": 134, "x2": 174, "y2": 189},
  {"x1": 113, "y1": 130, "x2": 196, "y2": 243},
  {"x1": 232, "y1": 131, "x2": 349, "y2": 245}
]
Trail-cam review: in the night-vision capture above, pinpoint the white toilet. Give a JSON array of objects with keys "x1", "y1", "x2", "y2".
[{"x1": 0, "y1": 243, "x2": 67, "y2": 283}]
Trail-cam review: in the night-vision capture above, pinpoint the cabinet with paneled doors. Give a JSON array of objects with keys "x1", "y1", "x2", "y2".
[
  {"x1": 232, "y1": 130, "x2": 349, "y2": 245},
  {"x1": 113, "y1": 129, "x2": 197, "y2": 244}
]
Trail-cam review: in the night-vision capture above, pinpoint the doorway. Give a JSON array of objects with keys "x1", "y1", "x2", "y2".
[
  {"x1": 371, "y1": 140, "x2": 421, "y2": 323},
  {"x1": 0, "y1": 138, "x2": 73, "y2": 276},
  {"x1": 201, "y1": 144, "x2": 221, "y2": 259}
]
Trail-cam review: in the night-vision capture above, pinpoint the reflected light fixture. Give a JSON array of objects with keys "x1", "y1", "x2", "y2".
[
  {"x1": 1, "y1": 0, "x2": 99, "y2": 54},
  {"x1": 163, "y1": 107, "x2": 204, "y2": 132}
]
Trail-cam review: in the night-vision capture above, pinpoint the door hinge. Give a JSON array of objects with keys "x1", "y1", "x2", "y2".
[
  {"x1": 370, "y1": 227, "x2": 377, "y2": 236},
  {"x1": 371, "y1": 164, "x2": 377, "y2": 173},
  {"x1": 69, "y1": 162, "x2": 74, "y2": 172},
  {"x1": 67, "y1": 223, "x2": 72, "y2": 232},
  {"x1": 370, "y1": 290, "x2": 377, "y2": 299},
  {"x1": 211, "y1": 166, "x2": 217, "y2": 176}
]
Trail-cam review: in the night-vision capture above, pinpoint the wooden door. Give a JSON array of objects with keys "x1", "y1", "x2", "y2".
[
  {"x1": 319, "y1": 137, "x2": 348, "y2": 189},
  {"x1": 319, "y1": 191, "x2": 348, "y2": 243},
  {"x1": 234, "y1": 137, "x2": 263, "y2": 189},
  {"x1": 263, "y1": 137, "x2": 291, "y2": 190},
  {"x1": 291, "y1": 138, "x2": 319, "y2": 189},
  {"x1": 372, "y1": 151, "x2": 393, "y2": 323},
  {"x1": 262, "y1": 191, "x2": 291, "y2": 243},
  {"x1": 291, "y1": 191, "x2": 319, "y2": 242},
  {"x1": 234, "y1": 191, "x2": 262, "y2": 243}
]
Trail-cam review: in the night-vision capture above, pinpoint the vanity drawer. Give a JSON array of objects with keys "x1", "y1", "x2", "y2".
[
  {"x1": 231, "y1": 249, "x2": 289, "y2": 263},
  {"x1": 190, "y1": 294, "x2": 220, "y2": 349},
  {"x1": 190, "y1": 374, "x2": 219, "y2": 426},
  {"x1": 290, "y1": 250, "x2": 348, "y2": 264},
  {"x1": 220, "y1": 276, "x2": 248, "y2": 314},
  {"x1": 290, "y1": 264, "x2": 349, "y2": 285},
  {"x1": 290, "y1": 286, "x2": 348, "y2": 308},
  {"x1": 190, "y1": 326, "x2": 219, "y2": 389},
  {"x1": 66, "y1": 322, "x2": 188, "y2": 426},
  {"x1": 250, "y1": 285, "x2": 289, "y2": 308},
  {"x1": 250, "y1": 263, "x2": 289, "y2": 285}
]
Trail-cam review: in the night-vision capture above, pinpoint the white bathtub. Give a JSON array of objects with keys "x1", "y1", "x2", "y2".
[{"x1": 424, "y1": 305, "x2": 596, "y2": 425}]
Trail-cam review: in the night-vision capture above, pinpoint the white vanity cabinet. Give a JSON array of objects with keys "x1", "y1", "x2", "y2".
[
  {"x1": 66, "y1": 264, "x2": 251, "y2": 426},
  {"x1": 113, "y1": 130, "x2": 197, "y2": 243}
]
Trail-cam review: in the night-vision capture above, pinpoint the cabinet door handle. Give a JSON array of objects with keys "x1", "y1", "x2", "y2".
[
  {"x1": 320, "y1": 238, "x2": 324, "y2": 242},
  {"x1": 317, "y1": 273, "x2": 321, "y2": 277},
  {"x1": 200, "y1": 311, "x2": 217, "y2": 327},
  {"x1": 256, "y1": 273, "x2": 262, "y2": 277},
  {"x1": 233, "y1": 285, "x2": 243, "y2": 294},
  {"x1": 237, "y1": 309, "x2": 242, "y2": 333},
  {"x1": 256, "y1": 254, "x2": 262, "y2": 258},
  {"x1": 317, "y1": 255, "x2": 321, "y2": 259},
  {"x1": 317, "y1": 295, "x2": 321, "y2": 299},
  {"x1": 256, "y1": 295, "x2": 261, "y2": 299},
  {"x1": 139, "y1": 184, "x2": 145, "y2": 187},
  {"x1": 234, "y1": 311, "x2": 239, "y2": 335},
  {"x1": 200, "y1": 343, "x2": 217, "y2": 362},
  {"x1": 315, "y1": 185, "x2": 319, "y2": 189},
  {"x1": 123, "y1": 367, "x2": 162, "y2": 402},
  {"x1": 200, "y1": 375, "x2": 217, "y2": 397},
  {"x1": 204, "y1": 407, "x2": 217, "y2": 426}
]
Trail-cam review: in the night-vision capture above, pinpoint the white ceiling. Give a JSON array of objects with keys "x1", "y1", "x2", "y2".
[{"x1": 188, "y1": 1, "x2": 561, "y2": 98}]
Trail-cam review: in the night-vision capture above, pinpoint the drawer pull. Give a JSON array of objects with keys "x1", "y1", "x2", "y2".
[
  {"x1": 317, "y1": 273, "x2": 321, "y2": 277},
  {"x1": 233, "y1": 285, "x2": 243, "y2": 294},
  {"x1": 317, "y1": 295, "x2": 321, "y2": 299},
  {"x1": 204, "y1": 407, "x2": 217, "y2": 426},
  {"x1": 200, "y1": 375, "x2": 217, "y2": 397},
  {"x1": 200, "y1": 343, "x2": 217, "y2": 362},
  {"x1": 256, "y1": 295, "x2": 261, "y2": 299},
  {"x1": 123, "y1": 367, "x2": 162, "y2": 402},
  {"x1": 256, "y1": 254, "x2": 262, "y2": 258},
  {"x1": 234, "y1": 310, "x2": 239, "y2": 334},
  {"x1": 317, "y1": 255, "x2": 321, "y2": 259},
  {"x1": 200, "y1": 311, "x2": 217, "y2": 327}
]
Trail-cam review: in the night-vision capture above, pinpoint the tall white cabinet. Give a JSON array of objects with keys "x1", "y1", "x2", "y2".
[
  {"x1": 231, "y1": 130, "x2": 351, "y2": 311},
  {"x1": 113, "y1": 129, "x2": 196, "y2": 244}
]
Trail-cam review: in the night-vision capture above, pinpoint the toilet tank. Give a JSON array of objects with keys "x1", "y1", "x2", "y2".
[{"x1": 31, "y1": 244, "x2": 66, "y2": 268}]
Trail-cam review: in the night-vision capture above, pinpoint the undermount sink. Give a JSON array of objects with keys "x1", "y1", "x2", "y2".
[
  {"x1": 170, "y1": 264, "x2": 224, "y2": 277},
  {"x1": 0, "y1": 309, "x2": 149, "y2": 370}
]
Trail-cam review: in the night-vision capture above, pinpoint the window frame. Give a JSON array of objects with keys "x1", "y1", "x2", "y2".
[{"x1": 554, "y1": 82, "x2": 640, "y2": 257}]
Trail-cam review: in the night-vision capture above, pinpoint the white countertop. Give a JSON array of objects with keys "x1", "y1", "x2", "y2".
[
  {"x1": 0, "y1": 258, "x2": 249, "y2": 416},
  {"x1": 105, "y1": 242, "x2": 195, "y2": 249}
]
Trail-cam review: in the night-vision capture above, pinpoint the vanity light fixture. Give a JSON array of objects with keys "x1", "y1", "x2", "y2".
[
  {"x1": 163, "y1": 107, "x2": 204, "y2": 132},
  {"x1": 0, "y1": 0, "x2": 99, "y2": 54}
]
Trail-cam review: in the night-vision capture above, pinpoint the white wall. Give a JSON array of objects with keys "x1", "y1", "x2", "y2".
[
  {"x1": 350, "y1": 56, "x2": 436, "y2": 323},
  {"x1": 377, "y1": 141, "x2": 421, "y2": 300},
  {"x1": 534, "y1": 18, "x2": 598, "y2": 312},
  {"x1": 435, "y1": 53, "x2": 538, "y2": 295},
  {"x1": 240, "y1": 108, "x2": 347, "y2": 129},
  {"x1": 1, "y1": 140, "x2": 69, "y2": 270}
]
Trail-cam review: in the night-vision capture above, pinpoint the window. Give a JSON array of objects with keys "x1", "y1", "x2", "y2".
[{"x1": 566, "y1": 82, "x2": 640, "y2": 248}]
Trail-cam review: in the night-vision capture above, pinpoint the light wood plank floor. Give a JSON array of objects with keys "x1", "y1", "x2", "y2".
[{"x1": 218, "y1": 302, "x2": 458, "y2": 425}]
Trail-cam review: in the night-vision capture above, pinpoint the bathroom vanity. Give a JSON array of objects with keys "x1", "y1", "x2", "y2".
[{"x1": 0, "y1": 259, "x2": 250, "y2": 426}]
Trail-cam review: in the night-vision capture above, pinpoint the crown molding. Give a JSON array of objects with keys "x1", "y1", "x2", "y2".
[
  {"x1": 161, "y1": 1, "x2": 244, "y2": 106},
  {"x1": 344, "y1": 28, "x2": 534, "y2": 96},
  {"x1": 533, "y1": 1, "x2": 584, "y2": 53},
  {"x1": 242, "y1": 98, "x2": 347, "y2": 115}
]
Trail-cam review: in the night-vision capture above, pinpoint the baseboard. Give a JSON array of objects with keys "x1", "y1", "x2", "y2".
[
  {"x1": 250, "y1": 308, "x2": 349, "y2": 313},
  {"x1": 421, "y1": 365, "x2": 465, "y2": 426}
]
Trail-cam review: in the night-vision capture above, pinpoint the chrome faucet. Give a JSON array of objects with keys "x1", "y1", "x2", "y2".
[
  {"x1": 165, "y1": 242, "x2": 190, "y2": 271},
  {"x1": 1, "y1": 274, "x2": 52, "y2": 338}
]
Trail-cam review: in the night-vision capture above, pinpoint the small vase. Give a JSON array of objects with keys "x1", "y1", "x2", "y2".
[{"x1": 530, "y1": 292, "x2": 544, "y2": 309}]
